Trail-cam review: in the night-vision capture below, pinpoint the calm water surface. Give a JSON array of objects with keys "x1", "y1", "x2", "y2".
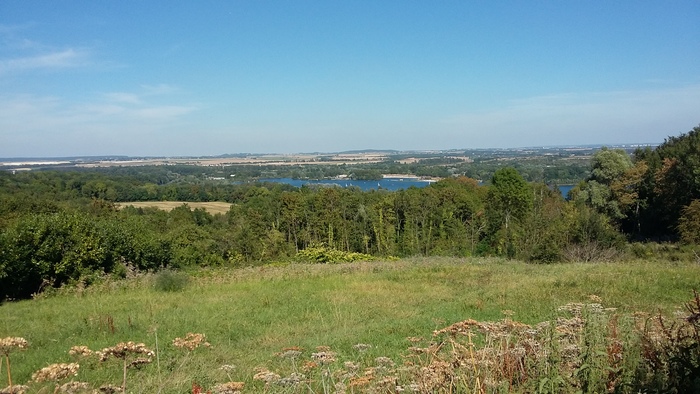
[
  {"x1": 258, "y1": 177, "x2": 433, "y2": 191},
  {"x1": 260, "y1": 177, "x2": 574, "y2": 196}
]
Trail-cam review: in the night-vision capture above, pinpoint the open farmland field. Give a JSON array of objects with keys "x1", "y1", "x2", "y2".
[
  {"x1": 1, "y1": 257, "x2": 699, "y2": 393},
  {"x1": 117, "y1": 201, "x2": 232, "y2": 215}
]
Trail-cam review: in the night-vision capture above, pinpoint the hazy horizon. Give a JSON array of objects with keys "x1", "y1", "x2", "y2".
[
  {"x1": 1, "y1": 2, "x2": 698, "y2": 157},
  {"x1": 0, "y1": 141, "x2": 662, "y2": 161}
]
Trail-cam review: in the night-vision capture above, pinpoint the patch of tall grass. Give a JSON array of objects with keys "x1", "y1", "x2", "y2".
[{"x1": 0, "y1": 257, "x2": 698, "y2": 392}]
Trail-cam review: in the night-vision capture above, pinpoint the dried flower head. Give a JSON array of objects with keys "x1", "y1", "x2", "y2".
[
  {"x1": 128, "y1": 357, "x2": 152, "y2": 369},
  {"x1": 211, "y1": 381, "x2": 245, "y2": 394},
  {"x1": 97, "y1": 384, "x2": 123, "y2": 393},
  {"x1": 68, "y1": 346, "x2": 93, "y2": 357},
  {"x1": 56, "y1": 381, "x2": 91, "y2": 394},
  {"x1": 100, "y1": 342, "x2": 154, "y2": 361},
  {"x1": 349, "y1": 375, "x2": 373, "y2": 388},
  {"x1": 375, "y1": 356, "x2": 395, "y2": 367},
  {"x1": 344, "y1": 361, "x2": 360, "y2": 372},
  {"x1": 253, "y1": 368, "x2": 281, "y2": 385},
  {"x1": 32, "y1": 363, "x2": 80, "y2": 382},
  {"x1": 589, "y1": 294, "x2": 603, "y2": 303},
  {"x1": 0, "y1": 337, "x2": 29, "y2": 355},
  {"x1": 0, "y1": 384, "x2": 29, "y2": 394},
  {"x1": 277, "y1": 349, "x2": 303, "y2": 360},
  {"x1": 352, "y1": 343, "x2": 372, "y2": 352},
  {"x1": 334, "y1": 381, "x2": 347, "y2": 394},
  {"x1": 278, "y1": 372, "x2": 305, "y2": 386},
  {"x1": 311, "y1": 351, "x2": 337, "y2": 364},
  {"x1": 172, "y1": 333, "x2": 211, "y2": 351}
]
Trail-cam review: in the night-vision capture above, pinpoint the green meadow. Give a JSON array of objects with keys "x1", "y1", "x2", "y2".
[{"x1": 1, "y1": 257, "x2": 699, "y2": 393}]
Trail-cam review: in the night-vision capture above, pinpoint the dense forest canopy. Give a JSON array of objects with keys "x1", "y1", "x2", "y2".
[{"x1": 1, "y1": 126, "x2": 699, "y2": 301}]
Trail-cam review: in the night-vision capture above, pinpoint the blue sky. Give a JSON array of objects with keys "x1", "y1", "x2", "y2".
[{"x1": 1, "y1": 1, "x2": 698, "y2": 157}]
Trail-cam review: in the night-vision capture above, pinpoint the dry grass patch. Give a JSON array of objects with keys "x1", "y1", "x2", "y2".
[{"x1": 117, "y1": 201, "x2": 232, "y2": 215}]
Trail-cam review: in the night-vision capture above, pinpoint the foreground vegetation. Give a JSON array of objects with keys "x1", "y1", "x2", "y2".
[
  {"x1": 2, "y1": 125, "x2": 700, "y2": 391},
  {"x1": 1, "y1": 258, "x2": 699, "y2": 393}
]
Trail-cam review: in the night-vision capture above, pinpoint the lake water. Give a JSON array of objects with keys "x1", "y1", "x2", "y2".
[
  {"x1": 259, "y1": 177, "x2": 433, "y2": 191},
  {"x1": 558, "y1": 184, "x2": 574, "y2": 198},
  {"x1": 260, "y1": 177, "x2": 575, "y2": 196}
]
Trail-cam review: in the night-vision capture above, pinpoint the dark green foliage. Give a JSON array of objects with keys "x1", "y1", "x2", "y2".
[
  {"x1": 485, "y1": 168, "x2": 533, "y2": 257},
  {"x1": 633, "y1": 125, "x2": 700, "y2": 238},
  {"x1": 153, "y1": 269, "x2": 190, "y2": 292}
]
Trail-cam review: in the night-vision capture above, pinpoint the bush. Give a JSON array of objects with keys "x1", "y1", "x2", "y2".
[
  {"x1": 296, "y1": 244, "x2": 374, "y2": 264},
  {"x1": 153, "y1": 270, "x2": 190, "y2": 292}
]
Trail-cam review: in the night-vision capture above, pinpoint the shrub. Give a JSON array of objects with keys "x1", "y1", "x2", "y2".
[
  {"x1": 296, "y1": 244, "x2": 374, "y2": 264},
  {"x1": 153, "y1": 270, "x2": 190, "y2": 292}
]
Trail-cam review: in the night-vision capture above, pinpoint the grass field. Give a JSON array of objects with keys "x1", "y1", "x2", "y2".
[
  {"x1": 1, "y1": 257, "x2": 699, "y2": 393},
  {"x1": 117, "y1": 201, "x2": 232, "y2": 215}
]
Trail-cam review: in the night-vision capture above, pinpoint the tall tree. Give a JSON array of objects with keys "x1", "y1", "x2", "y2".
[
  {"x1": 485, "y1": 168, "x2": 533, "y2": 256},
  {"x1": 576, "y1": 148, "x2": 633, "y2": 221}
]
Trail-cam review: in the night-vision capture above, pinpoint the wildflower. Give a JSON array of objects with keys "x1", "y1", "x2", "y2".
[
  {"x1": 219, "y1": 364, "x2": 236, "y2": 373},
  {"x1": 31, "y1": 363, "x2": 80, "y2": 382},
  {"x1": 172, "y1": 333, "x2": 211, "y2": 351}
]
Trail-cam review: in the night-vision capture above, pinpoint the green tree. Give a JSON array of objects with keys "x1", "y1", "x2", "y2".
[
  {"x1": 576, "y1": 148, "x2": 633, "y2": 220},
  {"x1": 485, "y1": 168, "x2": 533, "y2": 257}
]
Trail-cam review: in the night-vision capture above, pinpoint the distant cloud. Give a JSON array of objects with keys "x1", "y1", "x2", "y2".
[
  {"x1": 0, "y1": 89, "x2": 199, "y2": 156},
  {"x1": 0, "y1": 48, "x2": 90, "y2": 75}
]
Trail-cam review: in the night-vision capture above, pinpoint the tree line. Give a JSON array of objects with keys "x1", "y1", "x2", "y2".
[{"x1": 1, "y1": 125, "x2": 698, "y2": 301}]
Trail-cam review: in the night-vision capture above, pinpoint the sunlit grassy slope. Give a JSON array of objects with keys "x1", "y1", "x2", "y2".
[{"x1": 1, "y1": 257, "x2": 698, "y2": 392}]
